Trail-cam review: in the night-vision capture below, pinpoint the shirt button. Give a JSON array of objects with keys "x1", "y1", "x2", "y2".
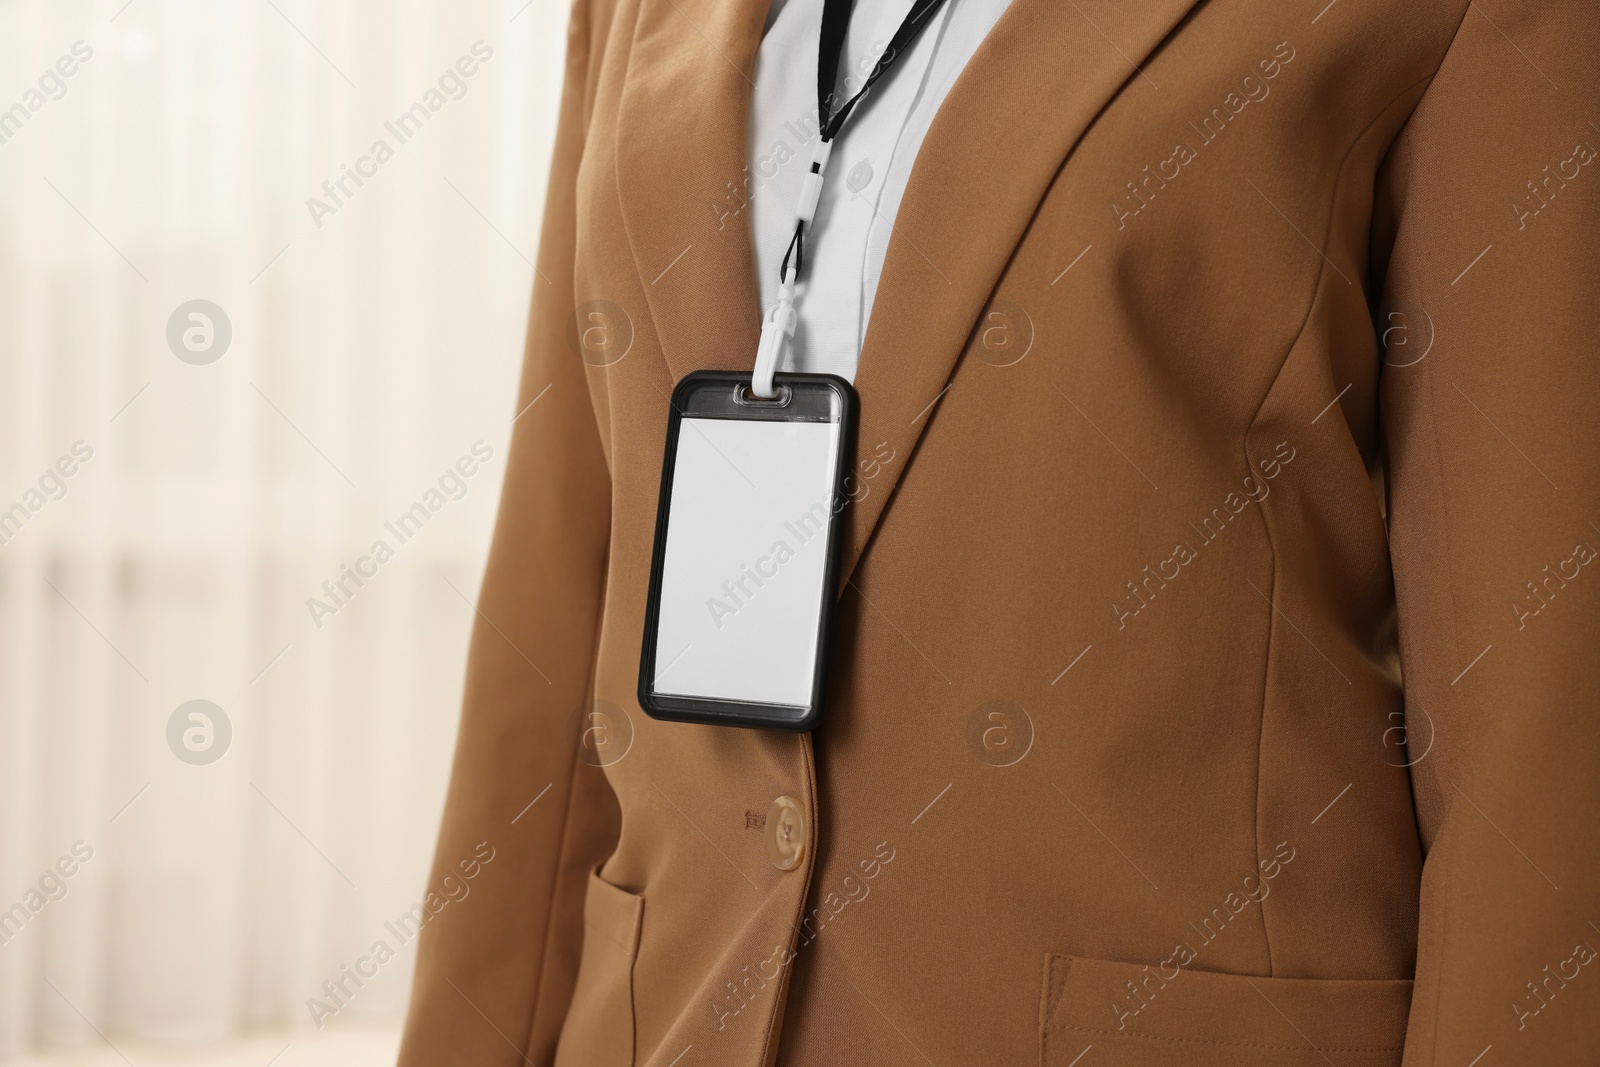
[
  {"x1": 845, "y1": 158, "x2": 874, "y2": 197},
  {"x1": 765, "y1": 796, "x2": 806, "y2": 871}
]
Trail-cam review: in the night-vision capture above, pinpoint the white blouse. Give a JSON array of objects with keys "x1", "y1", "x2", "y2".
[{"x1": 748, "y1": 0, "x2": 1016, "y2": 383}]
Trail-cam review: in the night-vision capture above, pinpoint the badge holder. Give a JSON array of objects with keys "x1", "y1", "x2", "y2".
[
  {"x1": 638, "y1": 371, "x2": 857, "y2": 731},
  {"x1": 637, "y1": 0, "x2": 948, "y2": 731}
]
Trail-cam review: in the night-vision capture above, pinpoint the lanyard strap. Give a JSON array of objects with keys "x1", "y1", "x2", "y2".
[
  {"x1": 819, "y1": 0, "x2": 952, "y2": 143},
  {"x1": 751, "y1": 0, "x2": 952, "y2": 397}
]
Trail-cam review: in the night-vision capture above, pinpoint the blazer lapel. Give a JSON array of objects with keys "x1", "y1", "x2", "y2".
[
  {"x1": 839, "y1": 0, "x2": 1204, "y2": 583},
  {"x1": 614, "y1": 0, "x2": 768, "y2": 384}
]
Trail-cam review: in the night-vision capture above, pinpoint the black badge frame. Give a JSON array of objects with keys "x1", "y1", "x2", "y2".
[{"x1": 638, "y1": 371, "x2": 857, "y2": 732}]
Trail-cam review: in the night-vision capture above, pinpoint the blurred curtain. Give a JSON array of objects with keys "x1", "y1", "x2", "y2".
[{"x1": 0, "y1": 0, "x2": 565, "y2": 1054}]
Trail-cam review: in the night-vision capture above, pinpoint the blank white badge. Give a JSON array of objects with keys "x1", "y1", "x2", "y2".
[{"x1": 651, "y1": 416, "x2": 841, "y2": 709}]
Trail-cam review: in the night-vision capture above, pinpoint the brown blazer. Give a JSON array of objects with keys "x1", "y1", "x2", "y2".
[{"x1": 396, "y1": 0, "x2": 1600, "y2": 1063}]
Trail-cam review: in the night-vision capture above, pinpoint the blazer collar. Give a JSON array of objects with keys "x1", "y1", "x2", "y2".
[
  {"x1": 615, "y1": 0, "x2": 1205, "y2": 584},
  {"x1": 614, "y1": 0, "x2": 767, "y2": 378}
]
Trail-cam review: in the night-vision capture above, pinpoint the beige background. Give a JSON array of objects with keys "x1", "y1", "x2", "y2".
[{"x1": 0, "y1": 0, "x2": 567, "y2": 1061}]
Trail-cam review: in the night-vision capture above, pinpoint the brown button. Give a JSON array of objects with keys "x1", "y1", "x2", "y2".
[{"x1": 765, "y1": 796, "x2": 806, "y2": 871}]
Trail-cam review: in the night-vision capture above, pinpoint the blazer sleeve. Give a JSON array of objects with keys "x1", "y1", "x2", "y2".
[
  {"x1": 1373, "y1": 3, "x2": 1600, "y2": 1063},
  {"x1": 395, "y1": 2, "x2": 621, "y2": 1064}
]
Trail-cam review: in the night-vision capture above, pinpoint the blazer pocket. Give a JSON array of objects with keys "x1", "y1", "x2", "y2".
[
  {"x1": 1040, "y1": 955, "x2": 1411, "y2": 1067},
  {"x1": 554, "y1": 866, "x2": 645, "y2": 1067}
]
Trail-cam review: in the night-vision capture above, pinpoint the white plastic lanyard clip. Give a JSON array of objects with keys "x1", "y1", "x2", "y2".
[{"x1": 751, "y1": 138, "x2": 834, "y2": 398}]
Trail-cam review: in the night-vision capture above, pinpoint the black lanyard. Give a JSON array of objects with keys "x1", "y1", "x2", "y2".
[{"x1": 779, "y1": 0, "x2": 954, "y2": 283}]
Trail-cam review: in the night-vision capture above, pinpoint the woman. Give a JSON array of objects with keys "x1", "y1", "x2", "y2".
[{"x1": 398, "y1": 0, "x2": 1598, "y2": 1063}]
